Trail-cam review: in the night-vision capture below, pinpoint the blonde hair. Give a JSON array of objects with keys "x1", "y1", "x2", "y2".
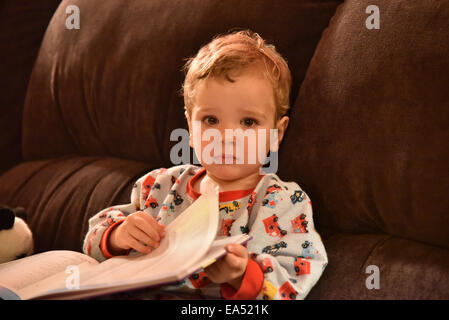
[{"x1": 180, "y1": 29, "x2": 292, "y2": 121}]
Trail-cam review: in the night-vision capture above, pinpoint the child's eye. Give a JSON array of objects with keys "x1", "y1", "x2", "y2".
[
  {"x1": 241, "y1": 118, "x2": 258, "y2": 127},
  {"x1": 203, "y1": 116, "x2": 218, "y2": 126}
]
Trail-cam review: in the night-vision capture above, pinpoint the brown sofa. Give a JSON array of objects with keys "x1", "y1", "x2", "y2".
[{"x1": 1, "y1": 0, "x2": 448, "y2": 299}]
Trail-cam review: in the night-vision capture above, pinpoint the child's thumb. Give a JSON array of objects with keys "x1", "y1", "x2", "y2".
[{"x1": 226, "y1": 244, "x2": 245, "y2": 257}]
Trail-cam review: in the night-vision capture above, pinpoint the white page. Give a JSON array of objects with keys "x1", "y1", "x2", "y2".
[
  {"x1": 0, "y1": 251, "x2": 98, "y2": 293},
  {"x1": 18, "y1": 260, "x2": 96, "y2": 300},
  {"x1": 34, "y1": 234, "x2": 251, "y2": 300},
  {"x1": 33, "y1": 191, "x2": 220, "y2": 298},
  {"x1": 83, "y1": 192, "x2": 219, "y2": 285},
  {"x1": 198, "y1": 234, "x2": 251, "y2": 268}
]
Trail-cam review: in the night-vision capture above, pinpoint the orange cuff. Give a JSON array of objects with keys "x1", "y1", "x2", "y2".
[
  {"x1": 100, "y1": 220, "x2": 130, "y2": 259},
  {"x1": 220, "y1": 258, "x2": 264, "y2": 300}
]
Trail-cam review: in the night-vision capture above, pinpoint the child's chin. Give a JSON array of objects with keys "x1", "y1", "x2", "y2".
[{"x1": 204, "y1": 163, "x2": 259, "y2": 181}]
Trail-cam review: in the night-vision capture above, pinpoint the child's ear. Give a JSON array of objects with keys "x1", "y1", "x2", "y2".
[
  {"x1": 276, "y1": 115, "x2": 289, "y2": 146},
  {"x1": 185, "y1": 110, "x2": 193, "y2": 148}
]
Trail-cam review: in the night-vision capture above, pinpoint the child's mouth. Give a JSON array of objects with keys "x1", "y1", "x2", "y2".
[{"x1": 213, "y1": 154, "x2": 237, "y2": 163}]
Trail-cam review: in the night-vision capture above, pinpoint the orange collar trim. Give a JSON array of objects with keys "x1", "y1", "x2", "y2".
[{"x1": 186, "y1": 167, "x2": 259, "y2": 202}]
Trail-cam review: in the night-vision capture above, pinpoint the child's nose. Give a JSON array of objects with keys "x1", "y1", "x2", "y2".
[
  {"x1": 216, "y1": 126, "x2": 237, "y2": 144},
  {"x1": 223, "y1": 133, "x2": 239, "y2": 152}
]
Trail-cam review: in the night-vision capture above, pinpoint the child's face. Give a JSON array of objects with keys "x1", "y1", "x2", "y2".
[{"x1": 186, "y1": 67, "x2": 289, "y2": 182}]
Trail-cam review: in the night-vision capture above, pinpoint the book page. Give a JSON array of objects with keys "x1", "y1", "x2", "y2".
[
  {"x1": 35, "y1": 234, "x2": 252, "y2": 300},
  {"x1": 0, "y1": 250, "x2": 98, "y2": 295},
  {"x1": 198, "y1": 235, "x2": 252, "y2": 269},
  {"x1": 18, "y1": 260, "x2": 95, "y2": 300},
  {"x1": 183, "y1": 234, "x2": 252, "y2": 276},
  {"x1": 82, "y1": 192, "x2": 220, "y2": 286},
  {"x1": 32, "y1": 192, "x2": 221, "y2": 299}
]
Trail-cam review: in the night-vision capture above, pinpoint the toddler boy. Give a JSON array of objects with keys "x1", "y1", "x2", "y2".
[{"x1": 83, "y1": 30, "x2": 327, "y2": 300}]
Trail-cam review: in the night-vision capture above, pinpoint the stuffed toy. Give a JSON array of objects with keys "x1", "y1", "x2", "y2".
[{"x1": 0, "y1": 205, "x2": 33, "y2": 264}]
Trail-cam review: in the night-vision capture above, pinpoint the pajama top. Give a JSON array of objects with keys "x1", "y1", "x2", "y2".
[{"x1": 82, "y1": 164, "x2": 328, "y2": 300}]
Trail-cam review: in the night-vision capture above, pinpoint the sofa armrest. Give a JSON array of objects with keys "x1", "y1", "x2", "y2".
[{"x1": 0, "y1": 0, "x2": 62, "y2": 174}]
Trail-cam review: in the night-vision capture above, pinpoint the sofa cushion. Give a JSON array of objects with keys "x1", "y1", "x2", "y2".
[
  {"x1": 0, "y1": 156, "x2": 153, "y2": 253},
  {"x1": 306, "y1": 233, "x2": 449, "y2": 299},
  {"x1": 279, "y1": 0, "x2": 449, "y2": 248},
  {"x1": 22, "y1": 0, "x2": 341, "y2": 165}
]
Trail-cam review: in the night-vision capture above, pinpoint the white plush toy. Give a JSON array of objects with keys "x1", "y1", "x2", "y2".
[{"x1": 0, "y1": 206, "x2": 34, "y2": 264}]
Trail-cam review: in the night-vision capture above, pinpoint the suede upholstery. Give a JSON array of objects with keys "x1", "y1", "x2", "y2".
[
  {"x1": 0, "y1": 0, "x2": 448, "y2": 299},
  {"x1": 0, "y1": 0, "x2": 62, "y2": 173}
]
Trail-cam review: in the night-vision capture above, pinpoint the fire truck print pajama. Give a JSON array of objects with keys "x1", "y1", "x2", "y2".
[{"x1": 83, "y1": 164, "x2": 328, "y2": 300}]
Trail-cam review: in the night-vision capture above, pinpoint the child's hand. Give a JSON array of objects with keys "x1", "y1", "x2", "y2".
[
  {"x1": 107, "y1": 211, "x2": 166, "y2": 255},
  {"x1": 204, "y1": 244, "x2": 248, "y2": 290}
]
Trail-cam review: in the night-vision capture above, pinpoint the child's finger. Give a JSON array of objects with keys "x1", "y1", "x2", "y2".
[
  {"x1": 224, "y1": 251, "x2": 246, "y2": 271},
  {"x1": 204, "y1": 264, "x2": 219, "y2": 279},
  {"x1": 135, "y1": 219, "x2": 161, "y2": 242},
  {"x1": 226, "y1": 244, "x2": 248, "y2": 258},
  {"x1": 209, "y1": 265, "x2": 228, "y2": 283},
  {"x1": 138, "y1": 212, "x2": 166, "y2": 235},
  {"x1": 130, "y1": 212, "x2": 163, "y2": 240},
  {"x1": 129, "y1": 225, "x2": 159, "y2": 249},
  {"x1": 207, "y1": 259, "x2": 221, "y2": 271},
  {"x1": 127, "y1": 234, "x2": 152, "y2": 254},
  {"x1": 211, "y1": 258, "x2": 226, "y2": 273}
]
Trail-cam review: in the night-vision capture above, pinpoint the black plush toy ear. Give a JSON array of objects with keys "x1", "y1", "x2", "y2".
[
  {"x1": 0, "y1": 206, "x2": 15, "y2": 230},
  {"x1": 13, "y1": 206, "x2": 27, "y2": 222}
]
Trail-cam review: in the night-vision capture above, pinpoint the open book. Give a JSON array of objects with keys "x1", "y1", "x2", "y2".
[{"x1": 0, "y1": 191, "x2": 251, "y2": 300}]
